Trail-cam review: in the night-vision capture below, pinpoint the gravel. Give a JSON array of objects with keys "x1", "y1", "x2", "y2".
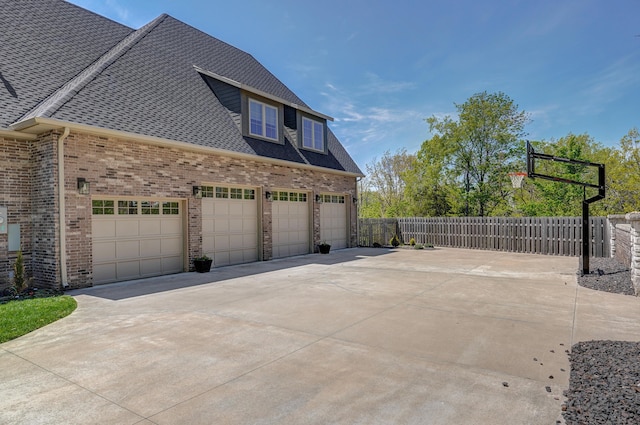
[
  {"x1": 577, "y1": 256, "x2": 634, "y2": 295},
  {"x1": 563, "y1": 341, "x2": 640, "y2": 424},
  {"x1": 563, "y1": 257, "x2": 639, "y2": 424}
]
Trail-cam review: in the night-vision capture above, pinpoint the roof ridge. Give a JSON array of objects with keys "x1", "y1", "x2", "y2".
[{"x1": 17, "y1": 13, "x2": 169, "y2": 123}]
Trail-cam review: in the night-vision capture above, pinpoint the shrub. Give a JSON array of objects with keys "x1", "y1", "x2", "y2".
[
  {"x1": 389, "y1": 234, "x2": 400, "y2": 247},
  {"x1": 409, "y1": 237, "x2": 416, "y2": 246},
  {"x1": 12, "y1": 250, "x2": 28, "y2": 293},
  {"x1": 414, "y1": 244, "x2": 424, "y2": 250}
]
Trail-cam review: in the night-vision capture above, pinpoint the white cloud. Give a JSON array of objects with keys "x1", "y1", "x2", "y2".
[
  {"x1": 581, "y1": 54, "x2": 640, "y2": 109},
  {"x1": 105, "y1": 0, "x2": 130, "y2": 22}
]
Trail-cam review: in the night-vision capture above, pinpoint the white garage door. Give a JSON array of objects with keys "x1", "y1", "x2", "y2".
[
  {"x1": 92, "y1": 199, "x2": 184, "y2": 284},
  {"x1": 319, "y1": 194, "x2": 348, "y2": 250},
  {"x1": 272, "y1": 190, "x2": 310, "y2": 258},
  {"x1": 201, "y1": 186, "x2": 258, "y2": 267}
]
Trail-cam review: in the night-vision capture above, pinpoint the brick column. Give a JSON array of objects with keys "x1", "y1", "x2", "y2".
[
  {"x1": 626, "y1": 212, "x2": 640, "y2": 295},
  {"x1": 608, "y1": 214, "x2": 626, "y2": 259}
]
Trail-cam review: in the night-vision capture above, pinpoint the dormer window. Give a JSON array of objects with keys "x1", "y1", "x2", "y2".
[
  {"x1": 249, "y1": 98, "x2": 278, "y2": 141},
  {"x1": 302, "y1": 116, "x2": 325, "y2": 152}
]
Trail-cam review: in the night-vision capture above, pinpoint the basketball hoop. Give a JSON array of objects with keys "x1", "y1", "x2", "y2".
[{"x1": 508, "y1": 172, "x2": 527, "y2": 188}]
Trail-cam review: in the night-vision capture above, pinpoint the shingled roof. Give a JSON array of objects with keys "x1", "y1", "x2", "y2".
[{"x1": 0, "y1": 0, "x2": 362, "y2": 175}]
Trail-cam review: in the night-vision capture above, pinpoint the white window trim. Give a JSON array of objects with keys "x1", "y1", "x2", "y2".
[
  {"x1": 249, "y1": 98, "x2": 278, "y2": 141},
  {"x1": 301, "y1": 116, "x2": 325, "y2": 152}
]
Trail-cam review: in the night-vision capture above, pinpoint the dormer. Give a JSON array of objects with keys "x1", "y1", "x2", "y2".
[{"x1": 196, "y1": 65, "x2": 332, "y2": 155}]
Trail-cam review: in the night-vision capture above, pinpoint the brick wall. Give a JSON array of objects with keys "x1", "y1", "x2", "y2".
[
  {"x1": 56, "y1": 130, "x2": 358, "y2": 288},
  {"x1": 0, "y1": 136, "x2": 35, "y2": 290}
]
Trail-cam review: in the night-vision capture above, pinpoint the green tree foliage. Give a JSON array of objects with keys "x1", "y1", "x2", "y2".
[
  {"x1": 356, "y1": 92, "x2": 637, "y2": 218},
  {"x1": 361, "y1": 149, "x2": 415, "y2": 217},
  {"x1": 608, "y1": 128, "x2": 640, "y2": 212},
  {"x1": 415, "y1": 91, "x2": 528, "y2": 216},
  {"x1": 403, "y1": 134, "x2": 456, "y2": 216},
  {"x1": 517, "y1": 134, "x2": 603, "y2": 216},
  {"x1": 515, "y1": 131, "x2": 638, "y2": 216}
]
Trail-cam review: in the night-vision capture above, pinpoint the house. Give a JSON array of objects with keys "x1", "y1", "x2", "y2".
[{"x1": 0, "y1": 0, "x2": 363, "y2": 289}]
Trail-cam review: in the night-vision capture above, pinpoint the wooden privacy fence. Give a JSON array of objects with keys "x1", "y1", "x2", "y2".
[{"x1": 358, "y1": 217, "x2": 609, "y2": 257}]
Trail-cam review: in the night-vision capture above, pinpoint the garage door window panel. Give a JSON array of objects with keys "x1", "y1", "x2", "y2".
[
  {"x1": 141, "y1": 201, "x2": 160, "y2": 215},
  {"x1": 93, "y1": 200, "x2": 114, "y2": 215},
  {"x1": 118, "y1": 201, "x2": 138, "y2": 215}
]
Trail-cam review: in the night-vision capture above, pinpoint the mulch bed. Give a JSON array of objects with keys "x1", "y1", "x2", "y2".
[
  {"x1": 0, "y1": 286, "x2": 64, "y2": 305},
  {"x1": 563, "y1": 257, "x2": 639, "y2": 424}
]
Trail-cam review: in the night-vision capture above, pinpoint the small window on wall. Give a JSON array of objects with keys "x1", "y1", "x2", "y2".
[
  {"x1": 92, "y1": 200, "x2": 114, "y2": 215},
  {"x1": 118, "y1": 200, "x2": 138, "y2": 215},
  {"x1": 141, "y1": 201, "x2": 160, "y2": 215},
  {"x1": 249, "y1": 99, "x2": 278, "y2": 141},
  {"x1": 244, "y1": 189, "x2": 255, "y2": 200},
  {"x1": 162, "y1": 201, "x2": 179, "y2": 215},
  {"x1": 278, "y1": 191, "x2": 288, "y2": 201},
  {"x1": 302, "y1": 117, "x2": 324, "y2": 152}
]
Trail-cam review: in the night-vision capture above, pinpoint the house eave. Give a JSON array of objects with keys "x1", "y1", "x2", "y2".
[
  {"x1": 10, "y1": 117, "x2": 363, "y2": 178},
  {"x1": 0, "y1": 128, "x2": 38, "y2": 140}
]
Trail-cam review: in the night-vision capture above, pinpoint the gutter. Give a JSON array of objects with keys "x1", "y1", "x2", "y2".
[
  {"x1": 0, "y1": 128, "x2": 37, "y2": 140},
  {"x1": 11, "y1": 117, "x2": 365, "y2": 178},
  {"x1": 57, "y1": 127, "x2": 70, "y2": 288}
]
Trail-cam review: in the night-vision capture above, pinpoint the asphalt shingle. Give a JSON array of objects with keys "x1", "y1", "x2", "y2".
[{"x1": 1, "y1": 1, "x2": 363, "y2": 175}]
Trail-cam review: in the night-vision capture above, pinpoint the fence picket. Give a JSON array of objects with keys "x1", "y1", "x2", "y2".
[{"x1": 358, "y1": 216, "x2": 609, "y2": 257}]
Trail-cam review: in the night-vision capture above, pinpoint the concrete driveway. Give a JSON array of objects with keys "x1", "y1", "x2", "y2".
[{"x1": 3, "y1": 247, "x2": 640, "y2": 424}]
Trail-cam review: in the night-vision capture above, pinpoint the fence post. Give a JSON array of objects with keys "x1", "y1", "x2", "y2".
[{"x1": 626, "y1": 212, "x2": 640, "y2": 295}]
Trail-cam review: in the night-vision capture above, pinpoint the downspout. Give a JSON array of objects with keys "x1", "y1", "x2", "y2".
[{"x1": 57, "y1": 127, "x2": 70, "y2": 288}]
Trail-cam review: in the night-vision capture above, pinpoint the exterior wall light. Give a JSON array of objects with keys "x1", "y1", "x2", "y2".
[
  {"x1": 193, "y1": 185, "x2": 202, "y2": 199},
  {"x1": 315, "y1": 194, "x2": 322, "y2": 203},
  {"x1": 352, "y1": 197, "x2": 358, "y2": 204},
  {"x1": 265, "y1": 191, "x2": 273, "y2": 201},
  {"x1": 77, "y1": 177, "x2": 90, "y2": 195}
]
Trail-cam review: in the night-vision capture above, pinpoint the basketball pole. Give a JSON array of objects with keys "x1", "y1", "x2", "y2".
[{"x1": 525, "y1": 141, "x2": 605, "y2": 275}]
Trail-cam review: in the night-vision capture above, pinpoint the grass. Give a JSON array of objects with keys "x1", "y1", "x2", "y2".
[{"x1": 0, "y1": 296, "x2": 77, "y2": 343}]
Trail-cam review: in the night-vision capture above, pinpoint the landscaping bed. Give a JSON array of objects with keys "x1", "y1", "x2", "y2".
[{"x1": 1, "y1": 286, "x2": 64, "y2": 305}]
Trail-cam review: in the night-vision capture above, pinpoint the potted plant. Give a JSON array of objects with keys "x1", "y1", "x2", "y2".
[
  {"x1": 318, "y1": 241, "x2": 331, "y2": 254},
  {"x1": 193, "y1": 254, "x2": 212, "y2": 273}
]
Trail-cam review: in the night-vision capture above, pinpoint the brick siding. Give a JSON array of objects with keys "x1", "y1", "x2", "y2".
[{"x1": 1, "y1": 130, "x2": 358, "y2": 289}]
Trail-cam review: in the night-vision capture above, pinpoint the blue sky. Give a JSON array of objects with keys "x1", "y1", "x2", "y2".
[{"x1": 68, "y1": 0, "x2": 640, "y2": 169}]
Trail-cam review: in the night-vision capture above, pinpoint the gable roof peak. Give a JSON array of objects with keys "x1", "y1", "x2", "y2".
[{"x1": 16, "y1": 13, "x2": 169, "y2": 123}]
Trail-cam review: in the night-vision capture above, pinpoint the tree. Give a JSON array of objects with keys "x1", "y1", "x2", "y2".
[
  {"x1": 518, "y1": 134, "x2": 604, "y2": 216},
  {"x1": 364, "y1": 149, "x2": 415, "y2": 217},
  {"x1": 404, "y1": 134, "x2": 456, "y2": 216},
  {"x1": 425, "y1": 91, "x2": 529, "y2": 216},
  {"x1": 602, "y1": 128, "x2": 640, "y2": 213}
]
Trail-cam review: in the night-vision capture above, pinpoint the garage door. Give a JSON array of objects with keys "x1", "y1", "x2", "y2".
[
  {"x1": 319, "y1": 194, "x2": 348, "y2": 250},
  {"x1": 201, "y1": 185, "x2": 258, "y2": 267},
  {"x1": 92, "y1": 199, "x2": 184, "y2": 284},
  {"x1": 272, "y1": 190, "x2": 310, "y2": 258}
]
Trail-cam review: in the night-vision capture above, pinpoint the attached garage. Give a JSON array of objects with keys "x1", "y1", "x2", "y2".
[
  {"x1": 272, "y1": 190, "x2": 310, "y2": 258},
  {"x1": 201, "y1": 185, "x2": 259, "y2": 267},
  {"x1": 91, "y1": 199, "x2": 185, "y2": 284},
  {"x1": 319, "y1": 194, "x2": 348, "y2": 250}
]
